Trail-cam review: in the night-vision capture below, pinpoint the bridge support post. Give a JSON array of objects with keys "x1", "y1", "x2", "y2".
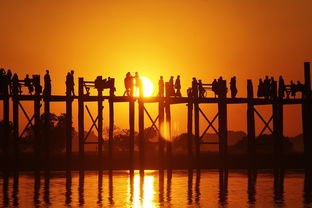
[
  {"x1": 158, "y1": 98, "x2": 165, "y2": 170},
  {"x1": 138, "y1": 98, "x2": 144, "y2": 169},
  {"x1": 34, "y1": 94, "x2": 41, "y2": 168},
  {"x1": 12, "y1": 97, "x2": 19, "y2": 169},
  {"x1": 187, "y1": 100, "x2": 193, "y2": 169},
  {"x1": 194, "y1": 101, "x2": 200, "y2": 169},
  {"x1": 247, "y1": 80, "x2": 256, "y2": 168},
  {"x1": 302, "y1": 62, "x2": 312, "y2": 169},
  {"x1": 98, "y1": 89, "x2": 103, "y2": 170},
  {"x1": 129, "y1": 100, "x2": 135, "y2": 169},
  {"x1": 165, "y1": 99, "x2": 172, "y2": 170},
  {"x1": 78, "y1": 78, "x2": 84, "y2": 169},
  {"x1": 108, "y1": 97, "x2": 114, "y2": 170},
  {"x1": 218, "y1": 100, "x2": 228, "y2": 168},
  {"x1": 3, "y1": 92, "x2": 10, "y2": 169},
  {"x1": 66, "y1": 95, "x2": 72, "y2": 170},
  {"x1": 273, "y1": 99, "x2": 283, "y2": 167},
  {"x1": 44, "y1": 97, "x2": 50, "y2": 170}
]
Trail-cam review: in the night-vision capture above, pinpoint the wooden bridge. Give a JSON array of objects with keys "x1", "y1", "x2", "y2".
[{"x1": 0, "y1": 62, "x2": 311, "y2": 170}]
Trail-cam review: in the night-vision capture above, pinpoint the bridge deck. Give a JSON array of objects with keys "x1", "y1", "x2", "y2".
[{"x1": 0, "y1": 95, "x2": 304, "y2": 104}]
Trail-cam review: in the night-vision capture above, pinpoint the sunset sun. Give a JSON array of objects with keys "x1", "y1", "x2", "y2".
[{"x1": 139, "y1": 76, "x2": 154, "y2": 97}]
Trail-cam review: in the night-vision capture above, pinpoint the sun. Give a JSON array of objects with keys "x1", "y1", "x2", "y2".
[{"x1": 140, "y1": 76, "x2": 154, "y2": 97}]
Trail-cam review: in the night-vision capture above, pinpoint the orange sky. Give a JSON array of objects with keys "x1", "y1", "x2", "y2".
[{"x1": 1, "y1": 0, "x2": 312, "y2": 136}]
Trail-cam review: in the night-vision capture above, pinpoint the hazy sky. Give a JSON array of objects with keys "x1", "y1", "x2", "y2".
[{"x1": 1, "y1": 0, "x2": 311, "y2": 136}]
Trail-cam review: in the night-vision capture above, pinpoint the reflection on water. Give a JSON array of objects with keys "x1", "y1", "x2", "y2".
[{"x1": 1, "y1": 169, "x2": 312, "y2": 207}]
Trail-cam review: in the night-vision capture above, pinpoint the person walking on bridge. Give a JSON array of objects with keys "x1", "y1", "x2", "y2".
[{"x1": 175, "y1": 75, "x2": 181, "y2": 97}]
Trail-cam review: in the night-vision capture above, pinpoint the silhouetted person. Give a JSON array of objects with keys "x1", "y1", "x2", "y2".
[
  {"x1": 33, "y1": 75, "x2": 42, "y2": 95},
  {"x1": 230, "y1": 76, "x2": 237, "y2": 98},
  {"x1": 175, "y1": 75, "x2": 181, "y2": 97},
  {"x1": 187, "y1": 88, "x2": 192, "y2": 97},
  {"x1": 217, "y1": 76, "x2": 227, "y2": 98},
  {"x1": 212, "y1": 79, "x2": 217, "y2": 98},
  {"x1": 198, "y1": 80, "x2": 205, "y2": 98},
  {"x1": 66, "y1": 70, "x2": 75, "y2": 96},
  {"x1": 94, "y1": 76, "x2": 103, "y2": 93},
  {"x1": 129, "y1": 74, "x2": 134, "y2": 96},
  {"x1": 6, "y1": 69, "x2": 12, "y2": 95},
  {"x1": 158, "y1": 76, "x2": 164, "y2": 97},
  {"x1": 1, "y1": 69, "x2": 11, "y2": 96},
  {"x1": 270, "y1": 77, "x2": 277, "y2": 99},
  {"x1": 0, "y1": 68, "x2": 5, "y2": 95},
  {"x1": 168, "y1": 76, "x2": 174, "y2": 96},
  {"x1": 192, "y1": 77, "x2": 198, "y2": 98},
  {"x1": 43, "y1": 70, "x2": 51, "y2": 96},
  {"x1": 263, "y1": 76, "x2": 270, "y2": 99},
  {"x1": 290, "y1": 80, "x2": 296, "y2": 98},
  {"x1": 24, "y1": 74, "x2": 33, "y2": 94},
  {"x1": 297, "y1": 81, "x2": 304, "y2": 98},
  {"x1": 12, "y1": 73, "x2": 20, "y2": 95},
  {"x1": 257, "y1": 78, "x2": 264, "y2": 97},
  {"x1": 0, "y1": 68, "x2": 4, "y2": 76},
  {"x1": 124, "y1": 72, "x2": 132, "y2": 96},
  {"x1": 278, "y1": 76, "x2": 285, "y2": 99}
]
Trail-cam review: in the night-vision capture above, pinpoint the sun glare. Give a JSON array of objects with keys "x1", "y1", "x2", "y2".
[{"x1": 136, "y1": 76, "x2": 154, "y2": 97}]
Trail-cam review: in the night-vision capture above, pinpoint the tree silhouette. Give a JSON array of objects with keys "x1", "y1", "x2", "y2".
[{"x1": 20, "y1": 113, "x2": 76, "y2": 152}]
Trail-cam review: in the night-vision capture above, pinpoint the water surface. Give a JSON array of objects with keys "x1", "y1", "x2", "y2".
[{"x1": 1, "y1": 169, "x2": 311, "y2": 207}]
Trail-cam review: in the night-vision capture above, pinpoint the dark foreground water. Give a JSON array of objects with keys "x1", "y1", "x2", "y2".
[{"x1": 1, "y1": 169, "x2": 312, "y2": 207}]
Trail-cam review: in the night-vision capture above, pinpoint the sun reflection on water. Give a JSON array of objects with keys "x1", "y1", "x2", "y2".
[{"x1": 129, "y1": 171, "x2": 156, "y2": 208}]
